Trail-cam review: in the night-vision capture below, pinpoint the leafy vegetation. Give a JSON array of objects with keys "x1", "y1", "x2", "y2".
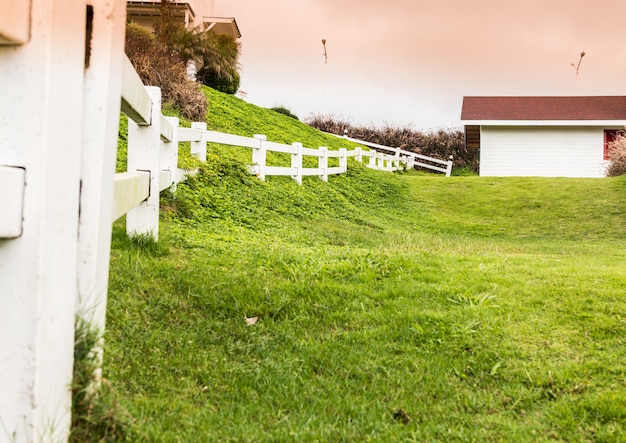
[
  {"x1": 125, "y1": 22, "x2": 208, "y2": 121},
  {"x1": 271, "y1": 106, "x2": 299, "y2": 120},
  {"x1": 306, "y1": 114, "x2": 476, "y2": 172},
  {"x1": 154, "y1": 0, "x2": 241, "y2": 94},
  {"x1": 607, "y1": 131, "x2": 626, "y2": 177},
  {"x1": 102, "y1": 87, "x2": 626, "y2": 441}
]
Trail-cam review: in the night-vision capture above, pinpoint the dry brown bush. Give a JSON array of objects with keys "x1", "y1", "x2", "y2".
[
  {"x1": 607, "y1": 131, "x2": 626, "y2": 177},
  {"x1": 306, "y1": 114, "x2": 477, "y2": 171},
  {"x1": 125, "y1": 22, "x2": 208, "y2": 121}
]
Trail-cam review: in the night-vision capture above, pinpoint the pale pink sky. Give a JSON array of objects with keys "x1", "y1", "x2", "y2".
[{"x1": 215, "y1": 0, "x2": 626, "y2": 130}]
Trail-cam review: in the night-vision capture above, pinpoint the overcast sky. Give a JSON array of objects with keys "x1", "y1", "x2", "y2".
[{"x1": 214, "y1": 1, "x2": 626, "y2": 130}]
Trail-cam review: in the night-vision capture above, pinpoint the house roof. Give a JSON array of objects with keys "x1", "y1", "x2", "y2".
[
  {"x1": 201, "y1": 17, "x2": 241, "y2": 39},
  {"x1": 461, "y1": 96, "x2": 626, "y2": 121}
]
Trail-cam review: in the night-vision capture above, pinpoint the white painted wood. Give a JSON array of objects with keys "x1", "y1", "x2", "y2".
[
  {"x1": 368, "y1": 150, "x2": 377, "y2": 168},
  {"x1": 161, "y1": 116, "x2": 179, "y2": 188},
  {"x1": 302, "y1": 146, "x2": 322, "y2": 157},
  {"x1": 121, "y1": 55, "x2": 152, "y2": 125},
  {"x1": 327, "y1": 166, "x2": 344, "y2": 175},
  {"x1": 160, "y1": 114, "x2": 173, "y2": 142},
  {"x1": 319, "y1": 146, "x2": 328, "y2": 182},
  {"x1": 479, "y1": 126, "x2": 610, "y2": 177},
  {"x1": 291, "y1": 142, "x2": 303, "y2": 185},
  {"x1": 179, "y1": 126, "x2": 203, "y2": 142},
  {"x1": 302, "y1": 168, "x2": 323, "y2": 176},
  {"x1": 76, "y1": 0, "x2": 127, "y2": 384},
  {"x1": 159, "y1": 170, "x2": 173, "y2": 191},
  {"x1": 463, "y1": 119, "x2": 626, "y2": 127},
  {"x1": 266, "y1": 140, "x2": 297, "y2": 154},
  {"x1": 0, "y1": 165, "x2": 25, "y2": 238},
  {"x1": 205, "y1": 130, "x2": 260, "y2": 148},
  {"x1": 112, "y1": 172, "x2": 150, "y2": 221},
  {"x1": 0, "y1": 0, "x2": 31, "y2": 44},
  {"x1": 252, "y1": 134, "x2": 267, "y2": 180},
  {"x1": 0, "y1": 0, "x2": 85, "y2": 440},
  {"x1": 339, "y1": 148, "x2": 347, "y2": 173},
  {"x1": 190, "y1": 122, "x2": 207, "y2": 161},
  {"x1": 355, "y1": 147, "x2": 362, "y2": 162},
  {"x1": 127, "y1": 86, "x2": 162, "y2": 239}
]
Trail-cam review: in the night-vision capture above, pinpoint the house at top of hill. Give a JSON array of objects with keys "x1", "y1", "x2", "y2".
[
  {"x1": 460, "y1": 96, "x2": 626, "y2": 177},
  {"x1": 126, "y1": 0, "x2": 241, "y2": 38}
]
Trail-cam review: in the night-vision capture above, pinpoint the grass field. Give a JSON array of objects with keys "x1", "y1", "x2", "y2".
[{"x1": 101, "y1": 87, "x2": 626, "y2": 442}]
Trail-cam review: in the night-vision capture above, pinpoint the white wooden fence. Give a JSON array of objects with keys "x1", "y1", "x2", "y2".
[
  {"x1": 0, "y1": 2, "x2": 450, "y2": 441},
  {"x1": 330, "y1": 132, "x2": 454, "y2": 177}
]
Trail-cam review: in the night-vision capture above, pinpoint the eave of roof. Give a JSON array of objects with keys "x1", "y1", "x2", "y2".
[
  {"x1": 461, "y1": 96, "x2": 626, "y2": 122},
  {"x1": 202, "y1": 16, "x2": 241, "y2": 38}
]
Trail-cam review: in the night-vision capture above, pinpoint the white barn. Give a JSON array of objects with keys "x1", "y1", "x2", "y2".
[{"x1": 461, "y1": 96, "x2": 626, "y2": 177}]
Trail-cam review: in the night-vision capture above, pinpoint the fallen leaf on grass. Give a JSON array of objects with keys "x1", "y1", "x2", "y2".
[{"x1": 245, "y1": 316, "x2": 259, "y2": 326}]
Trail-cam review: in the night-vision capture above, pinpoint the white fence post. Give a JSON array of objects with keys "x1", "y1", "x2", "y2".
[
  {"x1": 339, "y1": 148, "x2": 347, "y2": 173},
  {"x1": 369, "y1": 150, "x2": 377, "y2": 168},
  {"x1": 355, "y1": 147, "x2": 362, "y2": 163},
  {"x1": 252, "y1": 134, "x2": 267, "y2": 180},
  {"x1": 394, "y1": 148, "x2": 401, "y2": 171},
  {"x1": 446, "y1": 156, "x2": 454, "y2": 177},
  {"x1": 127, "y1": 86, "x2": 162, "y2": 240},
  {"x1": 292, "y1": 142, "x2": 303, "y2": 185},
  {"x1": 0, "y1": 0, "x2": 87, "y2": 440},
  {"x1": 319, "y1": 146, "x2": 328, "y2": 182},
  {"x1": 191, "y1": 121, "x2": 207, "y2": 161},
  {"x1": 76, "y1": 0, "x2": 127, "y2": 386},
  {"x1": 163, "y1": 116, "x2": 179, "y2": 189}
]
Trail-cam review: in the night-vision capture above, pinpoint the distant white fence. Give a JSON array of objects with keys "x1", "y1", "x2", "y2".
[
  {"x1": 0, "y1": 2, "x2": 427, "y2": 440},
  {"x1": 328, "y1": 132, "x2": 454, "y2": 177},
  {"x1": 116, "y1": 59, "x2": 415, "y2": 239}
]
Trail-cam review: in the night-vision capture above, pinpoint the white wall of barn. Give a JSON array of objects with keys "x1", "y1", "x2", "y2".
[{"x1": 479, "y1": 126, "x2": 615, "y2": 177}]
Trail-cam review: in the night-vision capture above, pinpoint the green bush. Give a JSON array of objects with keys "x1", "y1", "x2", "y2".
[
  {"x1": 200, "y1": 67, "x2": 240, "y2": 94},
  {"x1": 271, "y1": 106, "x2": 299, "y2": 120},
  {"x1": 607, "y1": 131, "x2": 626, "y2": 177}
]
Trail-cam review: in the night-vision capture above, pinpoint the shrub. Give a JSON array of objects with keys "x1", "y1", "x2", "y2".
[
  {"x1": 607, "y1": 131, "x2": 626, "y2": 177},
  {"x1": 271, "y1": 106, "x2": 299, "y2": 120},
  {"x1": 125, "y1": 22, "x2": 208, "y2": 121},
  {"x1": 200, "y1": 67, "x2": 240, "y2": 94},
  {"x1": 305, "y1": 114, "x2": 477, "y2": 171}
]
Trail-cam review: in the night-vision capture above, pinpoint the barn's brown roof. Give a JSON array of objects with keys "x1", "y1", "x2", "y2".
[{"x1": 461, "y1": 96, "x2": 626, "y2": 121}]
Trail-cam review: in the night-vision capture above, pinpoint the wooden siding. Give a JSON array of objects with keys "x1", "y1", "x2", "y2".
[
  {"x1": 479, "y1": 126, "x2": 615, "y2": 177},
  {"x1": 464, "y1": 125, "x2": 481, "y2": 149}
]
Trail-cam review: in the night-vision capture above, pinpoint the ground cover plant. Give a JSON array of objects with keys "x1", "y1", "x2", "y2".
[{"x1": 103, "y1": 87, "x2": 626, "y2": 441}]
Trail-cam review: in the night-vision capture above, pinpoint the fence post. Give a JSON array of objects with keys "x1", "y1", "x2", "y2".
[
  {"x1": 163, "y1": 116, "x2": 179, "y2": 189},
  {"x1": 339, "y1": 148, "x2": 348, "y2": 173},
  {"x1": 292, "y1": 142, "x2": 303, "y2": 185},
  {"x1": 355, "y1": 147, "x2": 362, "y2": 163},
  {"x1": 446, "y1": 155, "x2": 454, "y2": 177},
  {"x1": 252, "y1": 134, "x2": 267, "y2": 180},
  {"x1": 319, "y1": 146, "x2": 328, "y2": 182},
  {"x1": 191, "y1": 121, "x2": 207, "y2": 161},
  {"x1": 377, "y1": 152, "x2": 384, "y2": 170},
  {"x1": 394, "y1": 148, "x2": 401, "y2": 171},
  {"x1": 368, "y1": 150, "x2": 377, "y2": 168},
  {"x1": 0, "y1": 0, "x2": 87, "y2": 440},
  {"x1": 127, "y1": 86, "x2": 162, "y2": 240},
  {"x1": 76, "y1": 0, "x2": 127, "y2": 389}
]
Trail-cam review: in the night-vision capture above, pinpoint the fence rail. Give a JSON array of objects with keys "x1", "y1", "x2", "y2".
[{"x1": 328, "y1": 132, "x2": 454, "y2": 176}]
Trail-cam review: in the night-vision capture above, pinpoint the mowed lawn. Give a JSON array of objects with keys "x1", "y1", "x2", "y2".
[{"x1": 105, "y1": 167, "x2": 626, "y2": 442}]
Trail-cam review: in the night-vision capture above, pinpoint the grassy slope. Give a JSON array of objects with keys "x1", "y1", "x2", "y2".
[{"x1": 105, "y1": 87, "x2": 626, "y2": 442}]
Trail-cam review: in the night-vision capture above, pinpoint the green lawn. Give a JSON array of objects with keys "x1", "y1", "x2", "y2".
[
  {"x1": 104, "y1": 163, "x2": 626, "y2": 441},
  {"x1": 100, "y1": 87, "x2": 626, "y2": 442}
]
